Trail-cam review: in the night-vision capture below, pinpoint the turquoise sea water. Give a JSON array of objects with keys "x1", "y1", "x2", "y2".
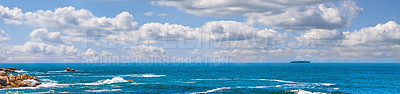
[{"x1": 0, "y1": 63, "x2": 399, "y2": 93}]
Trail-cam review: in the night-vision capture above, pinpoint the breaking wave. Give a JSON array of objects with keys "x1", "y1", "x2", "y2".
[{"x1": 76, "y1": 76, "x2": 128, "y2": 85}]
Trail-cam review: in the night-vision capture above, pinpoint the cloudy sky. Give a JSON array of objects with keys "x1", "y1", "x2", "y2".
[{"x1": 0, "y1": 0, "x2": 399, "y2": 63}]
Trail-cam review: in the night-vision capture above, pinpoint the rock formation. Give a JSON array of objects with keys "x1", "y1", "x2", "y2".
[
  {"x1": 0, "y1": 67, "x2": 21, "y2": 73},
  {"x1": 66, "y1": 67, "x2": 76, "y2": 71},
  {"x1": 0, "y1": 68, "x2": 41, "y2": 89}
]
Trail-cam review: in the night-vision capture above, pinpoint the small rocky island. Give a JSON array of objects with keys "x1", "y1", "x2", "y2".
[
  {"x1": 66, "y1": 67, "x2": 75, "y2": 71},
  {"x1": 0, "y1": 68, "x2": 41, "y2": 89}
]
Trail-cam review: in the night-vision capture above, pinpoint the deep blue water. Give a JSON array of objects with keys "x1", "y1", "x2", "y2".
[{"x1": 0, "y1": 63, "x2": 399, "y2": 93}]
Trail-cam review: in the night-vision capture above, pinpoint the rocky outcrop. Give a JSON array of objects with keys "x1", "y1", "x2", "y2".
[
  {"x1": 66, "y1": 68, "x2": 75, "y2": 71},
  {"x1": 0, "y1": 67, "x2": 22, "y2": 73},
  {"x1": 0, "y1": 68, "x2": 41, "y2": 89}
]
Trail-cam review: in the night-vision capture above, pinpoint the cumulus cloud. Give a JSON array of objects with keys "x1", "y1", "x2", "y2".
[
  {"x1": 0, "y1": 41, "x2": 114, "y2": 63},
  {"x1": 187, "y1": 49, "x2": 200, "y2": 54},
  {"x1": 263, "y1": 21, "x2": 400, "y2": 62},
  {"x1": 106, "y1": 22, "x2": 196, "y2": 45},
  {"x1": 0, "y1": 5, "x2": 138, "y2": 36},
  {"x1": 158, "y1": 13, "x2": 167, "y2": 16},
  {"x1": 145, "y1": 11, "x2": 155, "y2": 16},
  {"x1": 6, "y1": 42, "x2": 79, "y2": 56},
  {"x1": 151, "y1": 0, "x2": 334, "y2": 16},
  {"x1": 0, "y1": 29, "x2": 11, "y2": 41},
  {"x1": 197, "y1": 21, "x2": 287, "y2": 49},
  {"x1": 29, "y1": 28, "x2": 96, "y2": 44},
  {"x1": 209, "y1": 49, "x2": 258, "y2": 62},
  {"x1": 105, "y1": 21, "x2": 287, "y2": 50},
  {"x1": 123, "y1": 45, "x2": 167, "y2": 57},
  {"x1": 293, "y1": 29, "x2": 344, "y2": 48},
  {"x1": 0, "y1": 42, "x2": 80, "y2": 62},
  {"x1": 342, "y1": 21, "x2": 400, "y2": 46},
  {"x1": 245, "y1": 1, "x2": 363, "y2": 30}
]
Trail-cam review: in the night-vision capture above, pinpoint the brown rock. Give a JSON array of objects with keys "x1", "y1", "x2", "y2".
[
  {"x1": 10, "y1": 83, "x2": 18, "y2": 87},
  {"x1": 33, "y1": 77, "x2": 40, "y2": 82},
  {"x1": 0, "y1": 75, "x2": 8, "y2": 86},
  {"x1": 21, "y1": 74, "x2": 28, "y2": 80},
  {"x1": 66, "y1": 67, "x2": 76, "y2": 71},
  {"x1": 16, "y1": 74, "x2": 22, "y2": 80},
  {"x1": 0, "y1": 71, "x2": 6, "y2": 76},
  {"x1": 38, "y1": 86, "x2": 45, "y2": 88},
  {"x1": 21, "y1": 81, "x2": 31, "y2": 86},
  {"x1": 127, "y1": 80, "x2": 134, "y2": 82},
  {"x1": 0, "y1": 68, "x2": 42, "y2": 89},
  {"x1": 9, "y1": 74, "x2": 16, "y2": 82}
]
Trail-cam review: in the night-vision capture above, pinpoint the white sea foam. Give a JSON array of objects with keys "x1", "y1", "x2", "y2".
[
  {"x1": 132, "y1": 82, "x2": 146, "y2": 85},
  {"x1": 268, "y1": 79, "x2": 297, "y2": 83},
  {"x1": 190, "y1": 78, "x2": 233, "y2": 81},
  {"x1": 191, "y1": 78, "x2": 296, "y2": 84},
  {"x1": 48, "y1": 70, "x2": 67, "y2": 72},
  {"x1": 36, "y1": 76, "x2": 51, "y2": 78},
  {"x1": 76, "y1": 76, "x2": 128, "y2": 85},
  {"x1": 190, "y1": 87, "x2": 231, "y2": 94},
  {"x1": 41, "y1": 79, "x2": 58, "y2": 83},
  {"x1": 289, "y1": 90, "x2": 327, "y2": 94},
  {"x1": 121, "y1": 74, "x2": 166, "y2": 77},
  {"x1": 15, "y1": 70, "x2": 28, "y2": 73},
  {"x1": 185, "y1": 81, "x2": 196, "y2": 83},
  {"x1": 319, "y1": 83, "x2": 336, "y2": 86},
  {"x1": 5, "y1": 82, "x2": 69, "y2": 90},
  {"x1": 84, "y1": 89, "x2": 122, "y2": 92},
  {"x1": 22, "y1": 79, "x2": 40, "y2": 85}
]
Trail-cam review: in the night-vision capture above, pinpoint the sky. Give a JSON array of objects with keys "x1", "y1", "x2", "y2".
[{"x1": 0, "y1": 0, "x2": 400, "y2": 63}]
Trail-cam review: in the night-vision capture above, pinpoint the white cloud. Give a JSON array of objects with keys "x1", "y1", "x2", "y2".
[
  {"x1": 0, "y1": 5, "x2": 138, "y2": 36},
  {"x1": 245, "y1": 1, "x2": 363, "y2": 30},
  {"x1": 123, "y1": 45, "x2": 167, "y2": 57},
  {"x1": 293, "y1": 29, "x2": 344, "y2": 47},
  {"x1": 158, "y1": 13, "x2": 167, "y2": 16},
  {"x1": 145, "y1": 11, "x2": 155, "y2": 16},
  {"x1": 197, "y1": 21, "x2": 287, "y2": 49},
  {"x1": 29, "y1": 28, "x2": 96, "y2": 44},
  {"x1": 106, "y1": 22, "x2": 196, "y2": 45},
  {"x1": 209, "y1": 49, "x2": 258, "y2": 62},
  {"x1": 0, "y1": 42, "x2": 80, "y2": 62},
  {"x1": 151, "y1": 0, "x2": 334, "y2": 16},
  {"x1": 0, "y1": 41, "x2": 115, "y2": 63},
  {"x1": 342, "y1": 21, "x2": 400, "y2": 46},
  {"x1": 187, "y1": 49, "x2": 200, "y2": 54},
  {"x1": 0, "y1": 29, "x2": 11, "y2": 41}
]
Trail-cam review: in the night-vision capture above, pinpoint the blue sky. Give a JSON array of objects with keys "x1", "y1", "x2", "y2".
[{"x1": 0, "y1": 0, "x2": 400, "y2": 63}]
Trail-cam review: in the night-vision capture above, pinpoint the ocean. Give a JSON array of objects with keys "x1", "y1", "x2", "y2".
[{"x1": 0, "y1": 63, "x2": 399, "y2": 93}]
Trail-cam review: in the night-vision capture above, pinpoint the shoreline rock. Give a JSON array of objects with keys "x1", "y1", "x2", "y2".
[
  {"x1": 66, "y1": 67, "x2": 75, "y2": 71},
  {"x1": 0, "y1": 67, "x2": 21, "y2": 73},
  {"x1": 0, "y1": 68, "x2": 41, "y2": 89}
]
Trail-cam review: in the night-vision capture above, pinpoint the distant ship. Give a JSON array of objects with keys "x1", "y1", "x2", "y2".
[{"x1": 290, "y1": 60, "x2": 310, "y2": 63}]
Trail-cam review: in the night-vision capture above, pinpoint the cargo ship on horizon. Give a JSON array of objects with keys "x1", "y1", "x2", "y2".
[{"x1": 290, "y1": 60, "x2": 310, "y2": 63}]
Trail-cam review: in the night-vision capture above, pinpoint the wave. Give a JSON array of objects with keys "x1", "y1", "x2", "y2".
[
  {"x1": 120, "y1": 74, "x2": 166, "y2": 77},
  {"x1": 84, "y1": 89, "x2": 122, "y2": 93},
  {"x1": 22, "y1": 79, "x2": 40, "y2": 85},
  {"x1": 190, "y1": 78, "x2": 296, "y2": 83},
  {"x1": 174, "y1": 81, "x2": 197, "y2": 84},
  {"x1": 76, "y1": 76, "x2": 128, "y2": 85},
  {"x1": 190, "y1": 78, "x2": 237, "y2": 81},
  {"x1": 288, "y1": 90, "x2": 329, "y2": 94},
  {"x1": 190, "y1": 87, "x2": 231, "y2": 94},
  {"x1": 48, "y1": 70, "x2": 67, "y2": 72},
  {"x1": 268, "y1": 79, "x2": 296, "y2": 83},
  {"x1": 15, "y1": 70, "x2": 28, "y2": 73}
]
